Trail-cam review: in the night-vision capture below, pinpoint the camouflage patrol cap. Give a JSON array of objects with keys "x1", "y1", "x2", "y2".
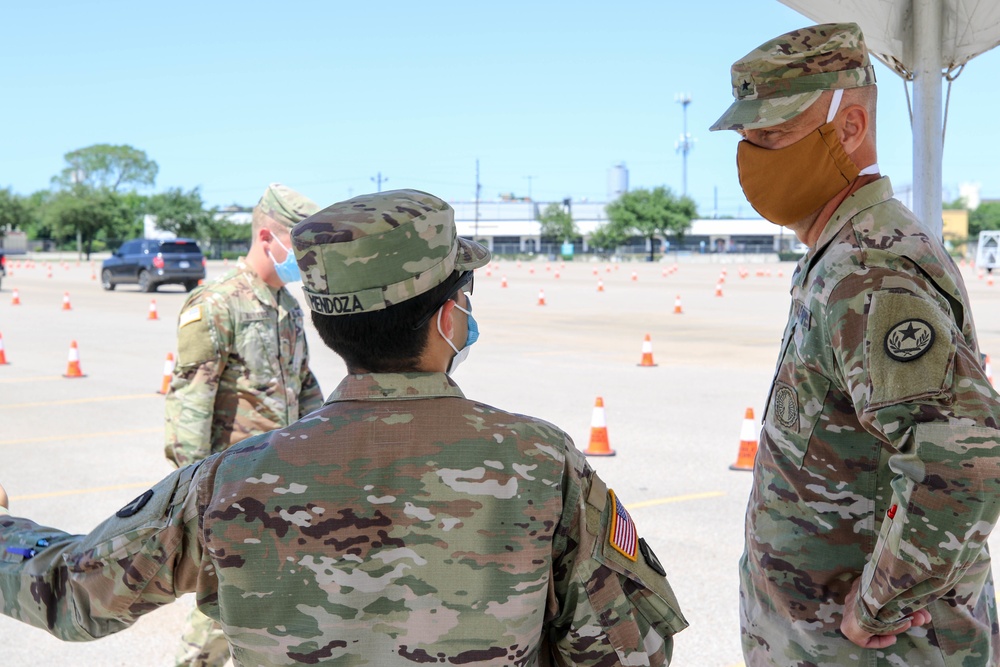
[
  {"x1": 252, "y1": 183, "x2": 320, "y2": 230},
  {"x1": 709, "y1": 22, "x2": 876, "y2": 132},
  {"x1": 293, "y1": 189, "x2": 491, "y2": 316}
]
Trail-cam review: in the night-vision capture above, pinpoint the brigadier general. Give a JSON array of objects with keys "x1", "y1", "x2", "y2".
[
  {"x1": 0, "y1": 189, "x2": 687, "y2": 666},
  {"x1": 710, "y1": 22, "x2": 1000, "y2": 665},
  {"x1": 165, "y1": 182, "x2": 325, "y2": 667}
]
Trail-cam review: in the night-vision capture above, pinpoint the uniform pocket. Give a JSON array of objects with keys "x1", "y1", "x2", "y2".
[
  {"x1": 763, "y1": 339, "x2": 832, "y2": 469},
  {"x1": 235, "y1": 311, "x2": 277, "y2": 385}
]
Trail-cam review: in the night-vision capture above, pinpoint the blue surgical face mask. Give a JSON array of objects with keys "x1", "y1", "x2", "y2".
[
  {"x1": 267, "y1": 235, "x2": 301, "y2": 284},
  {"x1": 437, "y1": 295, "x2": 478, "y2": 374}
]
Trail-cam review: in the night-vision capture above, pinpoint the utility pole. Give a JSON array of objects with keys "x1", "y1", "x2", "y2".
[
  {"x1": 370, "y1": 172, "x2": 388, "y2": 192},
  {"x1": 524, "y1": 175, "x2": 536, "y2": 201},
  {"x1": 675, "y1": 93, "x2": 694, "y2": 196},
  {"x1": 475, "y1": 159, "x2": 481, "y2": 238}
]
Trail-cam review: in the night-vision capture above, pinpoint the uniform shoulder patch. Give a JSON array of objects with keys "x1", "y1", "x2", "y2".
[
  {"x1": 179, "y1": 305, "x2": 203, "y2": 328},
  {"x1": 608, "y1": 489, "x2": 638, "y2": 561},
  {"x1": 639, "y1": 537, "x2": 666, "y2": 576},
  {"x1": 884, "y1": 318, "x2": 935, "y2": 362},
  {"x1": 867, "y1": 290, "x2": 954, "y2": 407},
  {"x1": 116, "y1": 489, "x2": 154, "y2": 518}
]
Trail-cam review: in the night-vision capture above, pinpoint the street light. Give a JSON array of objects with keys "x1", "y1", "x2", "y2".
[{"x1": 675, "y1": 93, "x2": 694, "y2": 197}]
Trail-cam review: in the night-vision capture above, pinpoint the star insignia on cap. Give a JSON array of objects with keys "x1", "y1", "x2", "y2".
[{"x1": 741, "y1": 79, "x2": 751, "y2": 92}]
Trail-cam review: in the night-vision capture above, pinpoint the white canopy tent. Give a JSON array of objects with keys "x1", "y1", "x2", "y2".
[{"x1": 778, "y1": 0, "x2": 1000, "y2": 237}]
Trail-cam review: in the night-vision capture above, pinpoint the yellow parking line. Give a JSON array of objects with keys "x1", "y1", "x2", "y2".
[
  {"x1": 11, "y1": 481, "x2": 153, "y2": 502},
  {"x1": 0, "y1": 376, "x2": 65, "y2": 384},
  {"x1": 0, "y1": 427, "x2": 161, "y2": 446},
  {"x1": 627, "y1": 491, "x2": 725, "y2": 510},
  {"x1": 0, "y1": 393, "x2": 160, "y2": 409}
]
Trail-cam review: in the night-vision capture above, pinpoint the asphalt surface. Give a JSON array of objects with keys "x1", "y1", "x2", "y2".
[{"x1": 0, "y1": 253, "x2": 998, "y2": 667}]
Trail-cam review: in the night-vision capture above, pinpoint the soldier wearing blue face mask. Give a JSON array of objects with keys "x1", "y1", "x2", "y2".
[{"x1": 164, "y1": 182, "x2": 326, "y2": 667}]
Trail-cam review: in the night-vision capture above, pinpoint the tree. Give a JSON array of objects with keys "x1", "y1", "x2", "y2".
[
  {"x1": 969, "y1": 202, "x2": 1000, "y2": 238},
  {"x1": 53, "y1": 144, "x2": 158, "y2": 192},
  {"x1": 537, "y1": 203, "x2": 579, "y2": 242},
  {"x1": 0, "y1": 188, "x2": 31, "y2": 235},
  {"x1": 146, "y1": 187, "x2": 216, "y2": 238},
  {"x1": 587, "y1": 222, "x2": 628, "y2": 256},
  {"x1": 605, "y1": 187, "x2": 697, "y2": 261},
  {"x1": 42, "y1": 187, "x2": 133, "y2": 258}
]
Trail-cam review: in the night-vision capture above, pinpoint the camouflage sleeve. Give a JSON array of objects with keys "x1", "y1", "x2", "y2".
[
  {"x1": 547, "y1": 440, "x2": 687, "y2": 665},
  {"x1": 164, "y1": 292, "x2": 233, "y2": 468},
  {"x1": 827, "y1": 269, "x2": 1000, "y2": 634},
  {"x1": 0, "y1": 463, "x2": 210, "y2": 641},
  {"x1": 297, "y1": 336, "x2": 324, "y2": 415}
]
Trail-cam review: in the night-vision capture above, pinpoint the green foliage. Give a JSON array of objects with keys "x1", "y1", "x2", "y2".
[
  {"x1": 42, "y1": 187, "x2": 134, "y2": 258},
  {"x1": 537, "y1": 203, "x2": 579, "y2": 242},
  {"x1": 943, "y1": 196, "x2": 967, "y2": 210},
  {"x1": 969, "y1": 202, "x2": 1000, "y2": 238},
  {"x1": 605, "y1": 187, "x2": 697, "y2": 260},
  {"x1": 587, "y1": 222, "x2": 628, "y2": 254},
  {"x1": 147, "y1": 187, "x2": 217, "y2": 238},
  {"x1": 0, "y1": 188, "x2": 32, "y2": 234},
  {"x1": 53, "y1": 144, "x2": 159, "y2": 192}
]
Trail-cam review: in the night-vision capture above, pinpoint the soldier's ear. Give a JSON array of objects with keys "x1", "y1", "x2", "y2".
[
  {"x1": 839, "y1": 104, "x2": 869, "y2": 154},
  {"x1": 439, "y1": 300, "x2": 456, "y2": 339}
]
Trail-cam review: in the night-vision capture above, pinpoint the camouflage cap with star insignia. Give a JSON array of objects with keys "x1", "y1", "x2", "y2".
[
  {"x1": 292, "y1": 189, "x2": 491, "y2": 316},
  {"x1": 252, "y1": 183, "x2": 320, "y2": 230},
  {"x1": 709, "y1": 22, "x2": 876, "y2": 132}
]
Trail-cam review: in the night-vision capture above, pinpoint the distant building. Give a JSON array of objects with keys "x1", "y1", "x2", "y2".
[{"x1": 607, "y1": 163, "x2": 628, "y2": 201}]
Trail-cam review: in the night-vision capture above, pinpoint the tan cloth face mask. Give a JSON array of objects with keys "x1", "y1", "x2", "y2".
[{"x1": 736, "y1": 116, "x2": 860, "y2": 227}]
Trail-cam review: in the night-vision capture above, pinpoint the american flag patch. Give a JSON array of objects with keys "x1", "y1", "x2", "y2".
[{"x1": 608, "y1": 489, "x2": 638, "y2": 561}]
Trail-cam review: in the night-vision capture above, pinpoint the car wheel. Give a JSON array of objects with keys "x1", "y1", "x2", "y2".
[
  {"x1": 138, "y1": 270, "x2": 156, "y2": 292},
  {"x1": 184, "y1": 280, "x2": 200, "y2": 292},
  {"x1": 101, "y1": 269, "x2": 115, "y2": 291}
]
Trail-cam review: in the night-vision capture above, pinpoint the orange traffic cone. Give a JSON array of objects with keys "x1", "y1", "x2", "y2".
[
  {"x1": 729, "y1": 407, "x2": 758, "y2": 471},
  {"x1": 715, "y1": 282, "x2": 724, "y2": 297},
  {"x1": 63, "y1": 340, "x2": 86, "y2": 378},
  {"x1": 62, "y1": 291, "x2": 72, "y2": 310},
  {"x1": 11, "y1": 289, "x2": 20, "y2": 306},
  {"x1": 584, "y1": 397, "x2": 615, "y2": 456},
  {"x1": 157, "y1": 352, "x2": 175, "y2": 394},
  {"x1": 718, "y1": 272, "x2": 726, "y2": 284},
  {"x1": 985, "y1": 354, "x2": 995, "y2": 388},
  {"x1": 989, "y1": 275, "x2": 995, "y2": 287},
  {"x1": 673, "y1": 295, "x2": 683, "y2": 314},
  {"x1": 637, "y1": 334, "x2": 657, "y2": 367},
  {"x1": 597, "y1": 279, "x2": 605, "y2": 292},
  {"x1": 0, "y1": 331, "x2": 8, "y2": 365},
  {"x1": 631, "y1": 271, "x2": 638, "y2": 282},
  {"x1": 501, "y1": 276, "x2": 509, "y2": 288},
  {"x1": 554, "y1": 271, "x2": 560, "y2": 279},
  {"x1": 148, "y1": 299, "x2": 159, "y2": 320},
  {"x1": 529, "y1": 267, "x2": 535, "y2": 275},
  {"x1": 537, "y1": 289, "x2": 546, "y2": 306},
  {"x1": 593, "y1": 267, "x2": 599, "y2": 276}
]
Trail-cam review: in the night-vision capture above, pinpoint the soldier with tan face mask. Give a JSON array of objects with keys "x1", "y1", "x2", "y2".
[{"x1": 712, "y1": 22, "x2": 1000, "y2": 666}]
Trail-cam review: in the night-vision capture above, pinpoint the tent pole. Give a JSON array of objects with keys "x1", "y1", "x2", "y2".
[{"x1": 911, "y1": 0, "x2": 944, "y2": 239}]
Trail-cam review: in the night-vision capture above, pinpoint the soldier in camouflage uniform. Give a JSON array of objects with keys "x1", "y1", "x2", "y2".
[
  {"x1": 0, "y1": 188, "x2": 686, "y2": 666},
  {"x1": 710, "y1": 23, "x2": 1000, "y2": 665},
  {"x1": 165, "y1": 183, "x2": 325, "y2": 667}
]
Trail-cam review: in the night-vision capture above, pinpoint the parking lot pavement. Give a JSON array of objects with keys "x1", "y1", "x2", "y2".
[{"x1": 1, "y1": 254, "x2": 998, "y2": 666}]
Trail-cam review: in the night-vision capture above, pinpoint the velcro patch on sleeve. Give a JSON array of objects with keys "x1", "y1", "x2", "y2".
[
  {"x1": 176, "y1": 307, "x2": 216, "y2": 366},
  {"x1": 867, "y1": 290, "x2": 954, "y2": 407},
  {"x1": 608, "y1": 489, "x2": 638, "y2": 561},
  {"x1": 179, "y1": 306, "x2": 203, "y2": 328}
]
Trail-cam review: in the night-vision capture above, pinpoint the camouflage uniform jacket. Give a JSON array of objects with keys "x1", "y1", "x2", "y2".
[
  {"x1": 0, "y1": 373, "x2": 686, "y2": 666},
  {"x1": 740, "y1": 176, "x2": 1000, "y2": 665},
  {"x1": 164, "y1": 260, "x2": 324, "y2": 467}
]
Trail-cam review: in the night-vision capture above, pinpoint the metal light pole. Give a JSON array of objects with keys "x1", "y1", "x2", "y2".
[
  {"x1": 912, "y1": 0, "x2": 944, "y2": 238},
  {"x1": 675, "y1": 94, "x2": 694, "y2": 196},
  {"x1": 370, "y1": 172, "x2": 388, "y2": 192}
]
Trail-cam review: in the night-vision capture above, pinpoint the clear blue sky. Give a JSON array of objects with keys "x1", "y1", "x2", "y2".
[{"x1": 2, "y1": 1, "x2": 999, "y2": 217}]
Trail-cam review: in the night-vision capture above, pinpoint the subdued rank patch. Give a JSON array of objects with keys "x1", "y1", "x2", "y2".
[
  {"x1": 773, "y1": 383, "x2": 799, "y2": 430},
  {"x1": 639, "y1": 538, "x2": 666, "y2": 576},
  {"x1": 884, "y1": 318, "x2": 935, "y2": 362},
  {"x1": 609, "y1": 489, "x2": 638, "y2": 561},
  {"x1": 179, "y1": 305, "x2": 202, "y2": 328},
  {"x1": 116, "y1": 489, "x2": 154, "y2": 518}
]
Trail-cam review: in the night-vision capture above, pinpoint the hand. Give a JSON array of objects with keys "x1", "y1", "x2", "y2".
[
  {"x1": 0, "y1": 482, "x2": 7, "y2": 509},
  {"x1": 841, "y1": 577, "x2": 931, "y2": 649}
]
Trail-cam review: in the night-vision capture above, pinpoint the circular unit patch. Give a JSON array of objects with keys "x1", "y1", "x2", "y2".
[
  {"x1": 774, "y1": 385, "x2": 798, "y2": 430},
  {"x1": 884, "y1": 318, "x2": 935, "y2": 362}
]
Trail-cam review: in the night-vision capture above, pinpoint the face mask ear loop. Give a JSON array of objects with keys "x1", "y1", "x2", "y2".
[
  {"x1": 827, "y1": 89, "x2": 844, "y2": 123},
  {"x1": 437, "y1": 307, "x2": 460, "y2": 356}
]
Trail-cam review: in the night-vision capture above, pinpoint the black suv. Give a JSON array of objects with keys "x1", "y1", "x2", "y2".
[{"x1": 102, "y1": 238, "x2": 206, "y2": 292}]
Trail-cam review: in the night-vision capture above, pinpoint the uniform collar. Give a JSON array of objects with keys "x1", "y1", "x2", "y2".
[
  {"x1": 237, "y1": 258, "x2": 282, "y2": 308},
  {"x1": 794, "y1": 176, "x2": 895, "y2": 289},
  {"x1": 326, "y1": 372, "x2": 466, "y2": 403}
]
